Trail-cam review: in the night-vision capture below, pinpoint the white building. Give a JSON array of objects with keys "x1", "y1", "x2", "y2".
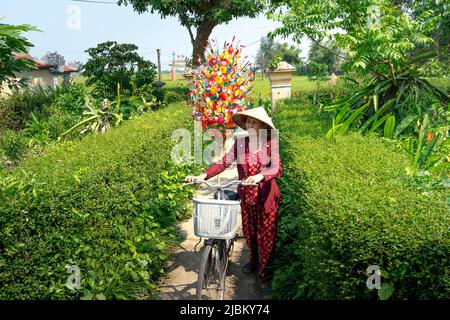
[{"x1": 1, "y1": 54, "x2": 79, "y2": 97}]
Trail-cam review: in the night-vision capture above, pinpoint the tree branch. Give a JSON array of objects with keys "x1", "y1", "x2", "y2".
[
  {"x1": 309, "y1": 37, "x2": 350, "y2": 61},
  {"x1": 342, "y1": 0, "x2": 363, "y2": 29},
  {"x1": 179, "y1": 11, "x2": 195, "y2": 45},
  {"x1": 387, "y1": 61, "x2": 397, "y2": 87},
  {"x1": 383, "y1": 60, "x2": 398, "y2": 86}
]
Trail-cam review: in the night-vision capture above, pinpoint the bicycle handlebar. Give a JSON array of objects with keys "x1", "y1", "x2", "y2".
[{"x1": 181, "y1": 179, "x2": 258, "y2": 189}]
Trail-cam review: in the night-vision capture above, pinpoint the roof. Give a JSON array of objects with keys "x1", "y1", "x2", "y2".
[
  {"x1": 14, "y1": 54, "x2": 79, "y2": 73},
  {"x1": 14, "y1": 54, "x2": 57, "y2": 69},
  {"x1": 62, "y1": 67, "x2": 79, "y2": 73}
]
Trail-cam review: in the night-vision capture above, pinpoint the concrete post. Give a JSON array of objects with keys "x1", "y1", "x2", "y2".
[
  {"x1": 330, "y1": 72, "x2": 337, "y2": 86},
  {"x1": 171, "y1": 52, "x2": 176, "y2": 80},
  {"x1": 268, "y1": 61, "x2": 296, "y2": 111},
  {"x1": 157, "y1": 49, "x2": 162, "y2": 81}
]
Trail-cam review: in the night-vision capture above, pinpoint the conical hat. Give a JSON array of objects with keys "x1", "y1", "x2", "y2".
[{"x1": 232, "y1": 107, "x2": 276, "y2": 130}]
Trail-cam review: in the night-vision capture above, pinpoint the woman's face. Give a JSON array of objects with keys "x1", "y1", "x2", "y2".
[{"x1": 245, "y1": 117, "x2": 266, "y2": 133}]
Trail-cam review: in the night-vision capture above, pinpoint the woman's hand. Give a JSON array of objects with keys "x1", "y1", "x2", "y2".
[
  {"x1": 184, "y1": 173, "x2": 207, "y2": 183},
  {"x1": 244, "y1": 173, "x2": 264, "y2": 184}
]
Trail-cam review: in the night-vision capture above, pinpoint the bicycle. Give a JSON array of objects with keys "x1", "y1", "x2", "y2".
[{"x1": 182, "y1": 179, "x2": 256, "y2": 300}]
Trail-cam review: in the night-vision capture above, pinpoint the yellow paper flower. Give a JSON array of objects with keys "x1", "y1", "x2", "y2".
[
  {"x1": 219, "y1": 66, "x2": 227, "y2": 74},
  {"x1": 210, "y1": 86, "x2": 218, "y2": 94}
]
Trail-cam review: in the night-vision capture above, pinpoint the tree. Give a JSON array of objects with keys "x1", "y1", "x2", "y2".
[
  {"x1": 41, "y1": 51, "x2": 66, "y2": 68},
  {"x1": 273, "y1": 42, "x2": 305, "y2": 75},
  {"x1": 267, "y1": 0, "x2": 437, "y2": 79},
  {"x1": 117, "y1": 0, "x2": 265, "y2": 64},
  {"x1": 268, "y1": 0, "x2": 448, "y2": 168},
  {"x1": 406, "y1": 0, "x2": 450, "y2": 76},
  {"x1": 256, "y1": 37, "x2": 305, "y2": 77},
  {"x1": 67, "y1": 61, "x2": 83, "y2": 71},
  {"x1": 83, "y1": 41, "x2": 156, "y2": 97},
  {"x1": 0, "y1": 19, "x2": 38, "y2": 91},
  {"x1": 255, "y1": 36, "x2": 276, "y2": 78},
  {"x1": 308, "y1": 41, "x2": 338, "y2": 74}
]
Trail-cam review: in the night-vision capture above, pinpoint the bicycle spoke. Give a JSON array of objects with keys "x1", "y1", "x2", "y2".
[{"x1": 196, "y1": 241, "x2": 229, "y2": 300}]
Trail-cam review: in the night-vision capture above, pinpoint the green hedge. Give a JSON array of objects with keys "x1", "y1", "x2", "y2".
[
  {"x1": 0, "y1": 102, "x2": 197, "y2": 299},
  {"x1": 271, "y1": 97, "x2": 450, "y2": 300}
]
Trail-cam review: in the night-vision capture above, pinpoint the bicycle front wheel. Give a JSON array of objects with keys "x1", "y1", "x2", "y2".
[{"x1": 196, "y1": 240, "x2": 227, "y2": 300}]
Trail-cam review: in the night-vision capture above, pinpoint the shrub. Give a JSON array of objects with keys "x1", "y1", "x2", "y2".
[
  {"x1": 0, "y1": 86, "x2": 58, "y2": 131},
  {"x1": 163, "y1": 85, "x2": 189, "y2": 104},
  {"x1": 53, "y1": 83, "x2": 86, "y2": 115},
  {"x1": 24, "y1": 105, "x2": 80, "y2": 146},
  {"x1": 429, "y1": 77, "x2": 450, "y2": 94},
  {"x1": 0, "y1": 102, "x2": 198, "y2": 299},
  {"x1": 45, "y1": 105, "x2": 80, "y2": 140},
  {"x1": 0, "y1": 84, "x2": 86, "y2": 133},
  {"x1": 83, "y1": 41, "x2": 157, "y2": 98},
  {"x1": 0, "y1": 129, "x2": 28, "y2": 165},
  {"x1": 271, "y1": 96, "x2": 450, "y2": 300}
]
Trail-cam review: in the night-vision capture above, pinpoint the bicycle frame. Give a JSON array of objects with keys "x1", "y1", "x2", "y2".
[{"x1": 182, "y1": 179, "x2": 256, "y2": 300}]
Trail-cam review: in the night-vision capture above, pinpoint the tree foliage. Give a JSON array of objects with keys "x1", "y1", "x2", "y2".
[
  {"x1": 0, "y1": 19, "x2": 39, "y2": 91},
  {"x1": 255, "y1": 36, "x2": 276, "y2": 76},
  {"x1": 117, "y1": 0, "x2": 266, "y2": 63},
  {"x1": 267, "y1": 0, "x2": 438, "y2": 78},
  {"x1": 256, "y1": 36, "x2": 305, "y2": 76},
  {"x1": 268, "y1": 0, "x2": 449, "y2": 172},
  {"x1": 406, "y1": 0, "x2": 450, "y2": 76},
  {"x1": 83, "y1": 41, "x2": 156, "y2": 98},
  {"x1": 41, "y1": 51, "x2": 66, "y2": 68},
  {"x1": 308, "y1": 40, "x2": 343, "y2": 73},
  {"x1": 274, "y1": 42, "x2": 305, "y2": 74}
]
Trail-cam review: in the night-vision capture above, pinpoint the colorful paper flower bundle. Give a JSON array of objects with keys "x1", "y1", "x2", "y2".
[{"x1": 188, "y1": 37, "x2": 254, "y2": 137}]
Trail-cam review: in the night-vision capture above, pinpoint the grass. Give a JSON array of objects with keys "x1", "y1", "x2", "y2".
[{"x1": 72, "y1": 74, "x2": 339, "y2": 101}]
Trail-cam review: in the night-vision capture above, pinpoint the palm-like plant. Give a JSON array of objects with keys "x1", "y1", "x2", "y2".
[
  {"x1": 60, "y1": 95, "x2": 123, "y2": 138},
  {"x1": 325, "y1": 53, "x2": 449, "y2": 138},
  {"x1": 81, "y1": 97, "x2": 123, "y2": 134},
  {"x1": 324, "y1": 52, "x2": 449, "y2": 171},
  {"x1": 396, "y1": 112, "x2": 450, "y2": 171},
  {"x1": 24, "y1": 111, "x2": 50, "y2": 146}
]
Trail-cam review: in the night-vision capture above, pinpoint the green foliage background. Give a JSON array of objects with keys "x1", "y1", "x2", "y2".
[
  {"x1": 270, "y1": 96, "x2": 449, "y2": 300},
  {"x1": 0, "y1": 102, "x2": 198, "y2": 299}
]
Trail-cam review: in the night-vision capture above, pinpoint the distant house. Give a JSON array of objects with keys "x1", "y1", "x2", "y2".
[
  {"x1": 51, "y1": 66, "x2": 80, "y2": 87},
  {"x1": 1, "y1": 54, "x2": 79, "y2": 96}
]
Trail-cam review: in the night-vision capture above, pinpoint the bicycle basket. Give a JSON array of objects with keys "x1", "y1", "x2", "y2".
[{"x1": 193, "y1": 198, "x2": 240, "y2": 239}]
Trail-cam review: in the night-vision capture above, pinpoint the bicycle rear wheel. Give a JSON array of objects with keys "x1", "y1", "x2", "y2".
[{"x1": 196, "y1": 240, "x2": 227, "y2": 300}]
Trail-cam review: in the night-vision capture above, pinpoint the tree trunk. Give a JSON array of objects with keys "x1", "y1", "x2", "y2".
[
  {"x1": 435, "y1": 31, "x2": 441, "y2": 61},
  {"x1": 192, "y1": 20, "x2": 216, "y2": 66}
]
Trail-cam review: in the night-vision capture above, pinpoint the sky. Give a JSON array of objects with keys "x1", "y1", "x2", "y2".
[{"x1": 0, "y1": 0, "x2": 310, "y2": 71}]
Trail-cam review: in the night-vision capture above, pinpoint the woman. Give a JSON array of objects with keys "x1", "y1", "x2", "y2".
[{"x1": 185, "y1": 107, "x2": 283, "y2": 297}]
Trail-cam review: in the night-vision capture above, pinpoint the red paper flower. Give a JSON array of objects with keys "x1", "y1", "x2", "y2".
[{"x1": 219, "y1": 91, "x2": 228, "y2": 100}]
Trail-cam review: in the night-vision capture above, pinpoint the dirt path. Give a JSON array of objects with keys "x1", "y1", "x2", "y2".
[{"x1": 154, "y1": 161, "x2": 261, "y2": 300}]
